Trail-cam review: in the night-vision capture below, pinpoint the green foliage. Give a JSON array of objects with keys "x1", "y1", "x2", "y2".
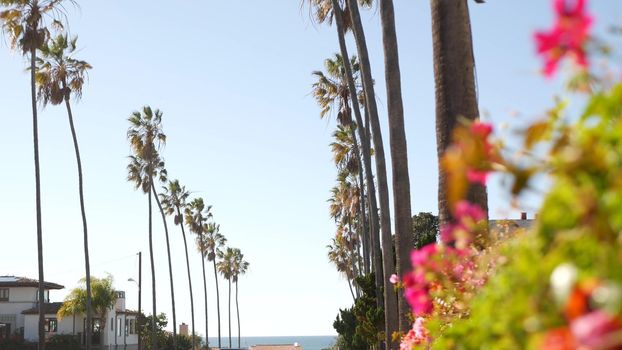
[
  {"x1": 58, "y1": 275, "x2": 117, "y2": 329},
  {"x1": 412, "y1": 212, "x2": 438, "y2": 249},
  {"x1": 46, "y1": 334, "x2": 80, "y2": 350},
  {"x1": 139, "y1": 313, "x2": 197, "y2": 350},
  {"x1": 333, "y1": 273, "x2": 383, "y2": 350},
  {"x1": 427, "y1": 82, "x2": 622, "y2": 349}
]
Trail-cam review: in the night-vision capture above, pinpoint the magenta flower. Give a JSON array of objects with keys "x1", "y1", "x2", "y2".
[
  {"x1": 570, "y1": 310, "x2": 622, "y2": 349},
  {"x1": 467, "y1": 169, "x2": 489, "y2": 185},
  {"x1": 390, "y1": 274, "x2": 400, "y2": 284},
  {"x1": 405, "y1": 288, "x2": 433, "y2": 316},
  {"x1": 410, "y1": 244, "x2": 437, "y2": 266},
  {"x1": 534, "y1": 0, "x2": 593, "y2": 77}
]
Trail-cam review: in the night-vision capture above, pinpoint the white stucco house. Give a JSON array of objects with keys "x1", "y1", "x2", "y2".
[{"x1": 0, "y1": 276, "x2": 139, "y2": 348}]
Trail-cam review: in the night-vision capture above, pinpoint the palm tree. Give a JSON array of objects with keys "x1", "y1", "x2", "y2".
[
  {"x1": 325, "y1": 0, "x2": 398, "y2": 345},
  {"x1": 231, "y1": 248, "x2": 249, "y2": 349},
  {"x1": 34, "y1": 33, "x2": 95, "y2": 348},
  {"x1": 0, "y1": 2, "x2": 72, "y2": 347},
  {"x1": 202, "y1": 221, "x2": 227, "y2": 348},
  {"x1": 150, "y1": 165, "x2": 178, "y2": 350},
  {"x1": 184, "y1": 198, "x2": 213, "y2": 348},
  {"x1": 216, "y1": 247, "x2": 235, "y2": 349},
  {"x1": 430, "y1": 0, "x2": 488, "y2": 226},
  {"x1": 378, "y1": 0, "x2": 412, "y2": 331},
  {"x1": 127, "y1": 106, "x2": 167, "y2": 350},
  {"x1": 160, "y1": 179, "x2": 196, "y2": 350},
  {"x1": 312, "y1": 55, "x2": 371, "y2": 275},
  {"x1": 58, "y1": 275, "x2": 117, "y2": 345}
]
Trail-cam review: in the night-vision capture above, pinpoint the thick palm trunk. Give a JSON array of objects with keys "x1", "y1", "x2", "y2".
[
  {"x1": 431, "y1": 0, "x2": 488, "y2": 227},
  {"x1": 148, "y1": 184, "x2": 157, "y2": 350},
  {"x1": 213, "y1": 260, "x2": 222, "y2": 348},
  {"x1": 379, "y1": 0, "x2": 412, "y2": 332},
  {"x1": 340, "y1": 1, "x2": 399, "y2": 346},
  {"x1": 329, "y1": 0, "x2": 383, "y2": 313},
  {"x1": 178, "y1": 207, "x2": 196, "y2": 350},
  {"x1": 200, "y1": 249, "x2": 209, "y2": 349},
  {"x1": 235, "y1": 281, "x2": 240, "y2": 349},
  {"x1": 30, "y1": 42, "x2": 45, "y2": 350},
  {"x1": 63, "y1": 95, "x2": 93, "y2": 350},
  {"x1": 228, "y1": 279, "x2": 232, "y2": 349},
  {"x1": 152, "y1": 184, "x2": 177, "y2": 348}
]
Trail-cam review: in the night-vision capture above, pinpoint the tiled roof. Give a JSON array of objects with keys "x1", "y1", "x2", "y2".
[
  {"x1": 0, "y1": 276, "x2": 63, "y2": 290},
  {"x1": 22, "y1": 302, "x2": 63, "y2": 315}
]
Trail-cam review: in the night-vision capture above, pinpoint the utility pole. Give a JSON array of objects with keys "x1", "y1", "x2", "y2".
[{"x1": 138, "y1": 252, "x2": 142, "y2": 350}]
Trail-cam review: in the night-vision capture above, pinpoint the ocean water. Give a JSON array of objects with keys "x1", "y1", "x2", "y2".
[{"x1": 205, "y1": 336, "x2": 337, "y2": 350}]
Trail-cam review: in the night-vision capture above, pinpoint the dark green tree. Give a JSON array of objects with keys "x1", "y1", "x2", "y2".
[{"x1": 412, "y1": 212, "x2": 439, "y2": 249}]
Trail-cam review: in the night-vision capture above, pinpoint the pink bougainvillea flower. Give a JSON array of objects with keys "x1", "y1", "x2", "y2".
[
  {"x1": 412, "y1": 317, "x2": 430, "y2": 341},
  {"x1": 467, "y1": 168, "x2": 489, "y2": 185},
  {"x1": 470, "y1": 121, "x2": 493, "y2": 139},
  {"x1": 534, "y1": 0, "x2": 593, "y2": 77},
  {"x1": 390, "y1": 273, "x2": 400, "y2": 284},
  {"x1": 454, "y1": 200, "x2": 486, "y2": 222},
  {"x1": 570, "y1": 310, "x2": 622, "y2": 349},
  {"x1": 410, "y1": 243, "x2": 437, "y2": 266},
  {"x1": 404, "y1": 288, "x2": 433, "y2": 316}
]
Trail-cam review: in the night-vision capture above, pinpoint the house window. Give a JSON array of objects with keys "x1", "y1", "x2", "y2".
[
  {"x1": 116, "y1": 318, "x2": 122, "y2": 336},
  {"x1": 126, "y1": 319, "x2": 136, "y2": 335},
  {"x1": 44, "y1": 318, "x2": 57, "y2": 333},
  {"x1": 0, "y1": 289, "x2": 8, "y2": 302}
]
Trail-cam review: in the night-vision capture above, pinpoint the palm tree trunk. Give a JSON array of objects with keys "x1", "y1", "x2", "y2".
[
  {"x1": 30, "y1": 39, "x2": 46, "y2": 350},
  {"x1": 378, "y1": 0, "x2": 412, "y2": 332},
  {"x1": 347, "y1": 279, "x2": 356, "y2": 303},
  {"x1": 351, "y1": 128, "x2": 370, "y2": 275},
  {"x1": 228, "y1": 279, "x2": 232, "y2": 349},
  {"x1": 177, "y1": 207, "x2": 196, "y2": 350},
  {"x1": 329, "y1": 0, "x2": 383, "y2": 312},
  {"x1": 235, "y1": 281, "x2": 240, "y2": 349},
  {"x1": 63, "y1": 92, "x2": 93, "y2": 350},
  {"x1": 431, "y1": 0, "x2": 488, "y2": 227},
  {"x1": 336, "y1": 1, "x2": 399, "y2": 347},
  {"x1": 151, "y1": 184, "x2": 177, "y2": 349},
  {"x1": 213, "y1": 260, "x2": 222, "y2": 348},
  {"x1": 201, "y1": 248, "x2": 209, "y2": 349},
  {"x1": 148, "y1": 181, "x2": 157, "y2": 350}
]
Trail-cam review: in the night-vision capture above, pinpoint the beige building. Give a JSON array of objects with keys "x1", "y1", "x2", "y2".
[{"x1": 249, "y1": 344, "x2": 303, "y2": 350}]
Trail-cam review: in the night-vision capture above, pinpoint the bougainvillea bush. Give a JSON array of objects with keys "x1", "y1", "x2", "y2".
[{"x1": 398, "y1": 0, "x2": 622, "y2": 349}]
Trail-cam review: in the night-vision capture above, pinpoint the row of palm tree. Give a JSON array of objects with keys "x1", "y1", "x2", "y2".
[
  {"x1": 309, "y1": 0, "x2": 487, "y2": 347},
  {"x1": 1, "y1": 1, "x2": 95, "y2": 349},
  {"x1": 127, "y1": 105, "x2": 249, "y2": 350}
]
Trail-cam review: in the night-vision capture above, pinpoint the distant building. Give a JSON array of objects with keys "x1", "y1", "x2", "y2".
[
  {"x1": 179, "y1": 322, "x2": 188, "y2": 336},
  {"x1": 489, "y1": 211, "x2": 535, "y2": 239},
  {"x1": 249, "y1": 344, "x2": 303, "y2": 350},
  {"x1": 0, "y1": 276, "x2": 139, "y2": 348}
]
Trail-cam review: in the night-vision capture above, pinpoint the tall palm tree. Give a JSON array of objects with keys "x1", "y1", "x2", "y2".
[
  {"x1": 378, "y1": 0, "x2": 412, "y2": 331},
  {"x1": 160, "y1": 179, "x2": 196, "y2": 350},
  {"x1": 216, "y1": 247, "x2": 235, "y2": 350},
  {"x1": 127, "y1": 106, "x2": 167, "y2": 350},
  {"x1": 150, "y1": 166, "x2": 178, "y2": 350},
  {"x1": 232, "y1": 248, "x2": 249, "y2": 349},
  {"x1": 184, "y1": 198, "x2": 213, "y2": 348},
  {"x1": 308, "y1": 1, "x2": 384, "y2": 315},
  {"x1": 312, "y1": 55, "x2": 371, "y2": 275},
  {"x1": 0, "y1": 2, "x2": 72, "y2": 347},
  {"x1": 34, "y1": 34, "x2": 95, "y2": 348},
  {"x1": 202, "y1": 221, "x2": 227, "y2": 348},
  {"x1": 327, "y1": 0, "x2": 398, "y2": 345},
  {"x1": 430, "y1": 0, "x2": 488, "y2": 226}
]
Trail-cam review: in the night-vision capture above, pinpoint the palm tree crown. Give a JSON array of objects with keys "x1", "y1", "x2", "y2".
[
  {"x1": 127, "y1": 106, "x2": 167, "y2": 193},
  {"x1": 35, "y1": 34, "x2": 91, "y2": 106}
]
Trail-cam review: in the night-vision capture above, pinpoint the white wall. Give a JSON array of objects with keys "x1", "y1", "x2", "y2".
[{"x1": 0, "y1": 287, "x2": 39, "y2": 334}]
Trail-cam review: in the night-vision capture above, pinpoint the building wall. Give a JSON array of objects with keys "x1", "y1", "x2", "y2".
[{"x1": 0, "y1": 287, "x2": 40, "y2": 335}]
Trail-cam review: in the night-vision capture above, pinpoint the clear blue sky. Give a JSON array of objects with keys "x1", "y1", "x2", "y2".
[{"x1": 1, "y1": 0, "x2": 621, "y2": 337}]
